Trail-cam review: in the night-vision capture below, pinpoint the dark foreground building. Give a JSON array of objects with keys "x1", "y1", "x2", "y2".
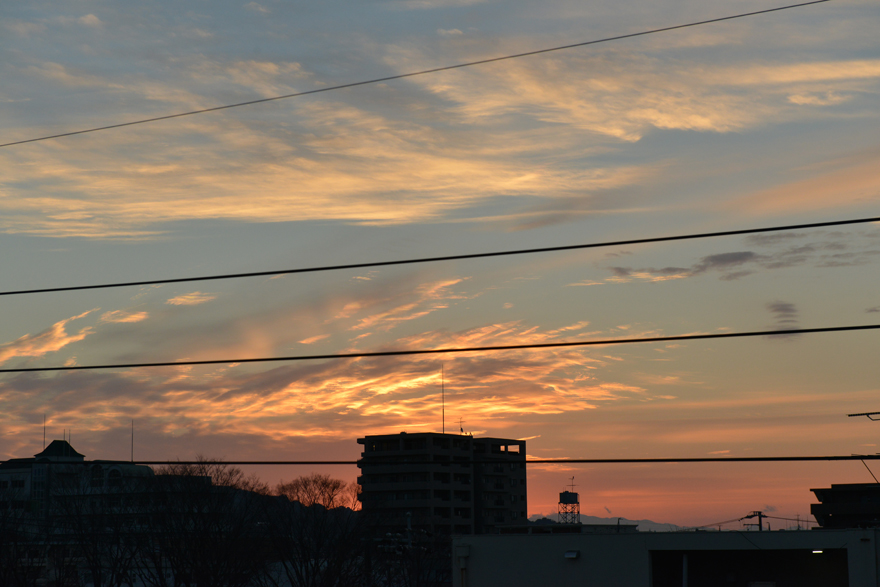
[
  {"x1": 812, "y1": 483, "x2": 880, "y2": 529},
  {"x1": 357, "y1": 432, "x2": 527, "y2": 534},
  {"x1": 0, "y1": 439, "x2": 155, "y2": 518},
  {"x1": 0, "y1": 440, "x2": 274, "y2": 587},
  {"x1": 452, "y1": 484, "x2": 880, "y2": 586},
  {"x1": 452, "y1": 528, "x2": 873, "y2": 587}
]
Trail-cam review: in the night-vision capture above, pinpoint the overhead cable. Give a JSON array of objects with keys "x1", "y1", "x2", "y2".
[
  {"x1": 1, "y1": 323, "x2": 876, "y2": 373},
  {"x1": 0, "y1": 0, "x2": 831, "y2": 149},
  {"x1": 2, "y1": 215, "x2": 875, "y2": 297},
  {"x1": 93, "y1": 454, "x2": 880, "y2": 466}
]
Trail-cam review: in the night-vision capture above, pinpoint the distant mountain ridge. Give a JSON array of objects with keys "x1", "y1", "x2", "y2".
[{"x1": 529, "y1": 513, "x2": 683, "y2": 532}]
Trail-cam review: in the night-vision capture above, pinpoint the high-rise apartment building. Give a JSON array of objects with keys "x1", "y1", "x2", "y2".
[{"x1": 357, "y1": 432, "x2": 527, "y2": 535}]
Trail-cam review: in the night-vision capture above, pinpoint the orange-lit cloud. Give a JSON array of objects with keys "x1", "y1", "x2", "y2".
[
  {"x1": 397, "y1": 51, "x2": 880, "y2": 142},
  {"x1": 165, "y1": 292, "x2": 217, "y2": 306},
  {"x1": 0, "y1": 96, "x2": 651, "y2": 238},
  {"x1": 0, "y1": 317, "x2": 657, "y2": 445},
  {"x1": 0, "y1": 309, "x2": 95, "y2": 365},
  {"x1": 100, "y1": 310, "x2": 149, "y2": 323},
  {"x1": 351, "y1": 278, "x2": 469, "y2": 332}
]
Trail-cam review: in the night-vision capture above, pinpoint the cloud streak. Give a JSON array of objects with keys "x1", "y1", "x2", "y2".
[
  {"x1": 574, "y1": 230, "x2": 880, "y2": 285},
  {"x1": 8, "y1": 43, "x2": 877, "y2": 238},
  {"x1": 0, "y1": 316, "x2": 664, "y2": 446},
  {"x1": 0, "y1": 310, "x2": 96, "y2": 365},
  {"x1": 100, "y1": 310, "x2": 149, "y2": 323},
  {"x1": 166, "y1": 292, "x2": 217, "y2": 306}
]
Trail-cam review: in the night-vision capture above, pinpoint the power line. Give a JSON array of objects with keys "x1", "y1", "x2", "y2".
[
  {"x1": 1, "y1": 323, "x2": 876, "y2": 373},
  {"x1": 764, "y1": 515, "x2": 818, "y2": 524},
  {"x1": 679, "y1": 517, "x2": 750, "y2": 530},
  {"x1": 2, "y1": 215, "x2": 875, "y2": 297},
  {"x1": 0, "y1": 0, "x2": 831, "y2": 149},
  {"x1": 861, "y1": 459, "x2": 880, "y2": 483},
  {"x1": 681, "y1": 513, "x2": 820, "y2": 532},
  {"x1": 112, "y1": 454, "x2": 880, "y2": 466}
]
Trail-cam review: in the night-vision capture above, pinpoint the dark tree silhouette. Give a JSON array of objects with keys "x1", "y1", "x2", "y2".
[
  {"x1": 135, "y1": 457, "x2": 271, "y2": 587},
  {"x1": 259, "y1": 473, "x2": 365, "y2": 587}
]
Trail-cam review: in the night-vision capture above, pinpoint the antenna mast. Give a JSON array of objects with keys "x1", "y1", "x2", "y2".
[{"x1": 441, "y1": 364, "x2": 445, "y2": 434}]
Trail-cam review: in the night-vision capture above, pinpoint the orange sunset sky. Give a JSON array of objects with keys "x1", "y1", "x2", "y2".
[{"x1": 1, "y1": 0, "x2": 879, "y2": 528}]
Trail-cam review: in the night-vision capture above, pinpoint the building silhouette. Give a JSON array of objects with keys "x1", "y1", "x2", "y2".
[
  {"x1": 0, "y1": 440, "x2": 272, "y2": 586},
  {"x1": 357, "y1": 432, "x2": 527, "y2": 535},
  {"x1": 812, "y1": 483, "x2": 880, "y2": 529},
  {"x1": 0, "y1": 439, "x2": 154, "y2": 517}
]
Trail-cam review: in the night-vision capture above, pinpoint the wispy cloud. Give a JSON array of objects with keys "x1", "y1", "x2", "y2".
[
  {"x1": 396, "y1": 50, "x2": 880, "y2": 143},
  {"x1": 767, "y1": 301, "x2": 798, "y2": 326},
  {"x1": 244, "y1": 2, "x2": 270, "y2": 14},
  {"x1": 0, "y1": 310, "x2": 96, "y2": 365},
  {"x1": 57, "y1": 14, "x2": 103, "y2": 28},
  {"x1": 390, "y1": 0, "x2": 485, "y2": 9},
  {"x1": 350, "y1": 278, "x2": 469, "y2": 333},
  {"x1": 576, "y1": 231, "x2": 880, "y2": 286},
  {"x1": 166, "y1": 292, "x2": 217, "y2": 306},
  {"x1": 0, "y1": 317, "x2": 658, "y2": 444},
  {"x1": 100, "y1": 310, "x2": 149, "y2": 323}
]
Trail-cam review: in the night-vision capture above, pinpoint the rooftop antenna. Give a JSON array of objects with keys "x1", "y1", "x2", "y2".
[
  {"x1": 441, "y1": 364, "x2": 445, "y2": 435},
  {"x1": 43, "y1": 414, "x2": 46, "y2": 449},
  {"x1": 458, "y1": 416, "x2": 464, "y2": 435},
  {"x1": 131, "y1": 419, "x2": 134, "y2": 462}
]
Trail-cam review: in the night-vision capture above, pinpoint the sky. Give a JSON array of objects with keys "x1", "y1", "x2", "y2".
[{"x1": 1, "y1": 0, "x2": 879, "y2": 528}]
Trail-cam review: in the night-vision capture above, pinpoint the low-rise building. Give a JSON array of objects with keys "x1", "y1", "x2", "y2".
[{"x1": 453, "y1": 528, "x2": 878, "y2": 586}]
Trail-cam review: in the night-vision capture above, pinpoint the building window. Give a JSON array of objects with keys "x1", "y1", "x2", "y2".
[
  {"x1": 90, "y1": 465, "x2": 104, "y2": 488},
  {"x1": 108, "y1": 470, "x2": 123, "y2": 488}
]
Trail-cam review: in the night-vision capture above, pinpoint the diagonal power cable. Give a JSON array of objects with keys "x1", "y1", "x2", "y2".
[
  {"x1": 0, "y1": 0, "x2": 831, "y2": 149},
  {"x1": 0, "y1": 323, "x2": 876, "y2": 373},
  {"x1": 2, "y1": 215, "x2": 875, "y2": 297}
]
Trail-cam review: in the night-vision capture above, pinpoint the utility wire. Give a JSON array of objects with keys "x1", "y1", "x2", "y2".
[
  {"x1": 1, "y1": 323, "x2": 876, "y2": 373},
  {"x1": 0, "y1": 0, "x2": 831, "y2": 149},
  {"x1": 764, "y1": 515, "x2": 818, "y2": 524},
  {"x1": 862, "y1": 459, "x2": 880, "y2": 483},
  {"x1": 85, "y1": 454, "x2": 880, "y2": 466},
  {"x1": 2, "y1": 215, "x2": 875, "y2": 297},
  {"x1": 678, "y1": 517, "x2": 745, "y2": 530}
]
